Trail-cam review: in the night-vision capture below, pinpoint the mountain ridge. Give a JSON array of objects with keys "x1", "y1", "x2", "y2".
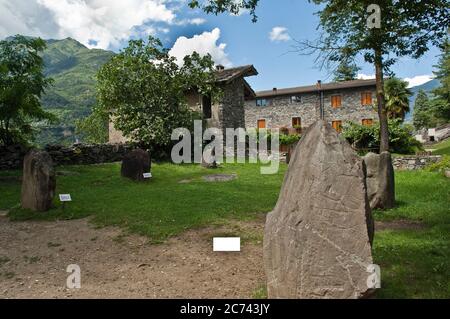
[{"x1": 37, "y1": 38, "x2": 115, "y2": 145}]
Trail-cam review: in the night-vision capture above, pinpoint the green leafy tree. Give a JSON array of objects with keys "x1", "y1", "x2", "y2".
[
  {"x1": 333, "y1": 59, "x2": 360, "y2": 82},
  {"x1": 189, "y1": 0, "x2": 448, "y2": 154},
  {"x1": 0, "y1": 35, "x2": 56, "y2": 146},
  {"x1": 96, "y1": 36, "x2": 219, "y2": 147},
  {"x1": 75, "y1": 104, "x2": 109, "y2": 144},
  {"x1": 430, "y1": 40, "x2": 450, "y2": 123},
  {"x1": 413, "y1": 90, "x2": 432, "y2": 129},
  {"x1": 384, "y1": 78, "x2": 412, "y2": 121}
]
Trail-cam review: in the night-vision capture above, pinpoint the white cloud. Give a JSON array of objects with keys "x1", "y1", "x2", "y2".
[
  {"x1": 35, "y1": 0, "x2": 175, "y2": 49},
  {"x1": 169, "y1": 28, "x2": 231, "y2": 67},
  {"x1": 0, "y1": 0, "x2": 60, "y2": 39},
  {"x1": 0, "y1": 0, "x2": 208, "y2": 50},
  {"x1": 404, "y1": 75, "x2": 434, "y2": 88},
  {"x1": 269, "y1": 27, "x2": 290, "y2": 42},
  {"x1": 357, "y1": 73, "x2": 376, "y2": 80},
  {"x1": 358, "y1": 73, "x2": 434, "y2": 88}
]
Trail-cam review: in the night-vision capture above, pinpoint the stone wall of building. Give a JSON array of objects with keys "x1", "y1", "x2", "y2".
[
  {"x1": 0, "y1": 144, "x2": 134, "y2": 170},
  {"x1": 244, "y1": 86, "x2": 378, "y2": 130},
  {"x1": 214, "y1": 77, "x2": 246, "y2": 130},
  {"x1": 392, "y1": 155, "x2": 442, "y2": 170},
  {"x1": 108, "y1": 121, "x2": 129, "y2": 144}
]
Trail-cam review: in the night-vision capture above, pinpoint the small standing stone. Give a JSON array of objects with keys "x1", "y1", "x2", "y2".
[
  {"x1": 363, "y1": 152, "x2": 395, "y2": 209},
  {"x1": 21, "y1": 150, "x2": 56, "y2": 212},
  {"x1": 121, "y1": 149, "x2": 151, "y2": 181}
]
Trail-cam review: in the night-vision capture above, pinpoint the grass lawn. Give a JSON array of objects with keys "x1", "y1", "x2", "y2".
[
  {"x1": 431, "y1": 138, "x2": 450, "y2": 155},
  {"x1": 0, "y1": 162, "x2": 286, "y2": 242},
  {"x1": 0, "y1": 162, "x2": 449, "y2": 298}
]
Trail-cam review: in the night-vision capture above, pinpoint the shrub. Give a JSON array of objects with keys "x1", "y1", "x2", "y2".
[
  {"x1": 342, "y1": 119, "x2": 424, "y2": 155},
  {"x1": 425, "y1": 155, "x2": 450, "y2": 173}
]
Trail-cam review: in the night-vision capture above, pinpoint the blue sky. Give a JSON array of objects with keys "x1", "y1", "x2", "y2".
[{"x1": 0, "y1": 0, "x2": 441, "y2": 90}]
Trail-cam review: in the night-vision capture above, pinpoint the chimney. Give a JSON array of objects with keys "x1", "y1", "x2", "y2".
[
  {"x1": 216, "y1": 64, "x2": 225, "y2": 71},
  {"x1": 273, "y1": 87, "x2": 277, "y2": 91},
  {"x1": 316, "y1": 80, "x2": 322, "y2": 89}
]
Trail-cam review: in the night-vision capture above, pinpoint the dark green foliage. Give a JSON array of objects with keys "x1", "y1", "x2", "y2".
[
  {"x1": 0, "y1": 35, "x2": 56, "y2": 146},
  {"x1": 342, "y1": 119, "x2": 423, "y2": 154},
  {"x1": 333, "y1": 59, "x2": 360, "y2": 82},
  {"x1": 413, "y1": 90, "x2": 432, "y2": 129},
  {"x1": 413, "y1": 42, "x2": 450, "y2": 129},
  {"x1": 188, "y1": 0, "x2": 260, "y2": 22},
  {"x1": 97, "y1": 36, "x2": 219, "y2": 147},
  {"x1": 384, "y1": 78, "x2": 412, "y2": 121}
]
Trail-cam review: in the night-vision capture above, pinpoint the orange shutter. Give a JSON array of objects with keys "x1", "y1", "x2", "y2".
[
  {"x1": 362, "y1": 119, "x2": 373, "y2": 126},
  {"x1": 257, "y1": 119, "x2": 266, "y2": 129},
  {"x1": 331, "y1": 95, "x2": 342, "y2": 108},
  {"x1": 332, "y1": 120, "x2": 342, "y2": 133},
  {"x1": 292, "y1": 117, "x2": 301, "y2": 128},
  {"x1": 361, "y1": 92, "x2": 372, "y2": 105}
]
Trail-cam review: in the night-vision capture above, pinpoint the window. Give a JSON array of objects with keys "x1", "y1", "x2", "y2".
[
  {"x1": 331, "y1": 95, "x2": 342, "y2": 108},
  {"x1": 362, "y1": 119, "x2": 373, "y2": 126},
  {"x1": 361, "y1": 92, "x2": 373, "y2": 105},
  {"x1": 332, "y1": 120, "x2": 342, "y2": 133},
  {"x1": 256, "y1": 99, "x2": 268, "y2": 107},
  {"x1": 202, "y1": 95, "x2": 212, "y2": 119},
  {"x1": 292, "y1": 117, "x2": 301, "y2": 128},
  {"x1": 290, "y1": 95, "x2": 302, "y2": 103},
  {"x1": 257, "y1": 119, "x2": 266, "y2": 129}
]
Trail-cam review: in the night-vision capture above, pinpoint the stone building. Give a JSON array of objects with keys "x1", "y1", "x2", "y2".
[
  {"x1": 244, "y1": 78, "x2": 378, "y2": 133},
  {"x1": 185, "y1": 64, "x2": 258, "y2": 130},
  {"x1": 108, "y1": 65, "x2": 258, "y2": 144},
  {"x1": 109, "y1": 65, "x2": 378, "y2": 143}
]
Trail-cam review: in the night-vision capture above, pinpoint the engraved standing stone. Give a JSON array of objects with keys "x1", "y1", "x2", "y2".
[
  {"x1": 264, "y1": 120, "x2": 374, "y2": 299},
  {"x1": 21, "y1": 150, "x2": 56, "y2": 212},
  {"x1": 121, "y1": 149, "x2": 151, "y2": 181},
  {"x1": 363, "y1": 152, "x2": 395, "y2": 209}
]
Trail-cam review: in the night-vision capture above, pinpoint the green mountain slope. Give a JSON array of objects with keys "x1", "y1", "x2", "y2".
[{"x1": 37, "y1": 38, "x2": 114, "y2": 145}]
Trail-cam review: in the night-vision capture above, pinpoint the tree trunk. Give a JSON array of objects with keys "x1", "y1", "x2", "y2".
[{"x1": 375, "y1": 50, "x2": 389, "y2": 153}]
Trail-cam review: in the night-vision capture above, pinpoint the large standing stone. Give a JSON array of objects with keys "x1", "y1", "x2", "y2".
[
  {"x1": 363, "y1": 152, "x2": 395, "y2": 210},
  {"x1": 21, "y1": 150, "x2": 56, "y2": 212},
  {"x1": 264, "y1": 121, "x2": 374, "y2": 299},
  {"x1": 121, "y1": 149, "x2": 151, "y2": 181}
]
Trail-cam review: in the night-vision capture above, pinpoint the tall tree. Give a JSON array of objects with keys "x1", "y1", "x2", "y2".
[
  {"x1": 413, "y1": 90, "x2": 432, "y2": 129},
  {"x1": 333, "y1": 59, "x2": 360, "y2": 82},
  {"x1": 189, "y1": 0, "x2": 449, "y2": 153},
  {"x1": 0, "y1": 35, "x2": 56, "y2": 146},
  {"x1": 430, "y1": 40, "x2": 450, "y2": 123},
  {"x1": 384, "y1": 78, "x2": 412, "y2": 121},
  {"x1": 96, "y1": 36, "x2": 219, "y2": 147}
]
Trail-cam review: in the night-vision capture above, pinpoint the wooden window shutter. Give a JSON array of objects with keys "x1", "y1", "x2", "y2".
[
  {"x1": 292, "y1": 117, "x2": 301, "y2": 128},
  {"x1": 361, "y1": 92, "x2": 373, "y2": 105},
  {"x1": 331, "y1": 95, "x2": 342, "y2": 108},
  {"x1": 257, "y1": 119, "x2": 266, "y2": 129},
  {"x1": 362, "y1": 119, "x2": 373, "y2": 126},
  {"x1": 332, "y1": 120, "x2": 342, "y2": 133}
]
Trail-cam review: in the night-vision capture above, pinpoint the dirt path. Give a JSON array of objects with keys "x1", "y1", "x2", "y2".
[
  {"x1": 0, "y1": 215, "x2": 266, "y2": 299},
  {"x1": 0, "y1": 212, "x2": 415, "y2": 299}
]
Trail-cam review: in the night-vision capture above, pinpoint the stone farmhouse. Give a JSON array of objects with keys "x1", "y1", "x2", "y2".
[{"x1": 108, "y1": 65, "x2": 378, "y2": 143}]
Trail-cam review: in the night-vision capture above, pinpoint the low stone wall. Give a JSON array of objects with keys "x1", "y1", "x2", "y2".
[
  {"x1": 0, "y1": 145, "x2": 29, "y2": 170},
  {"x1": 0, "y1": 144, "x2": 134, "y2": 170},
  {"x1": 392, "y1": 155, "x2": 442, "y2": 170}
]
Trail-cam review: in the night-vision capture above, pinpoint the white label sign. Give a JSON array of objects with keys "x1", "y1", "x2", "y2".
[
  {"x1": 143, "y1": 173, "x2": 152, "y2": 179},
  {"x1": 213, "y1": 237, "x2": 241, "y2": 252},
  {"x1": 59, "y1": 194, "x2": 72, "y2": 202}
]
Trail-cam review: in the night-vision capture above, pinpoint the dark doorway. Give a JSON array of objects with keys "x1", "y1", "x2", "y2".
[{"x1": 202, "y1": 95, "x2": 212, "y2": 119}]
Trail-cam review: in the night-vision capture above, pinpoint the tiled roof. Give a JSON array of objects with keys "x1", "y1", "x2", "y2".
[
  {"x1": 256, "y1": 79, "x2": 378, "y2": 98},
  {"x1": 215, "y1": 65, "x2": 258, "y2": 83}
]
